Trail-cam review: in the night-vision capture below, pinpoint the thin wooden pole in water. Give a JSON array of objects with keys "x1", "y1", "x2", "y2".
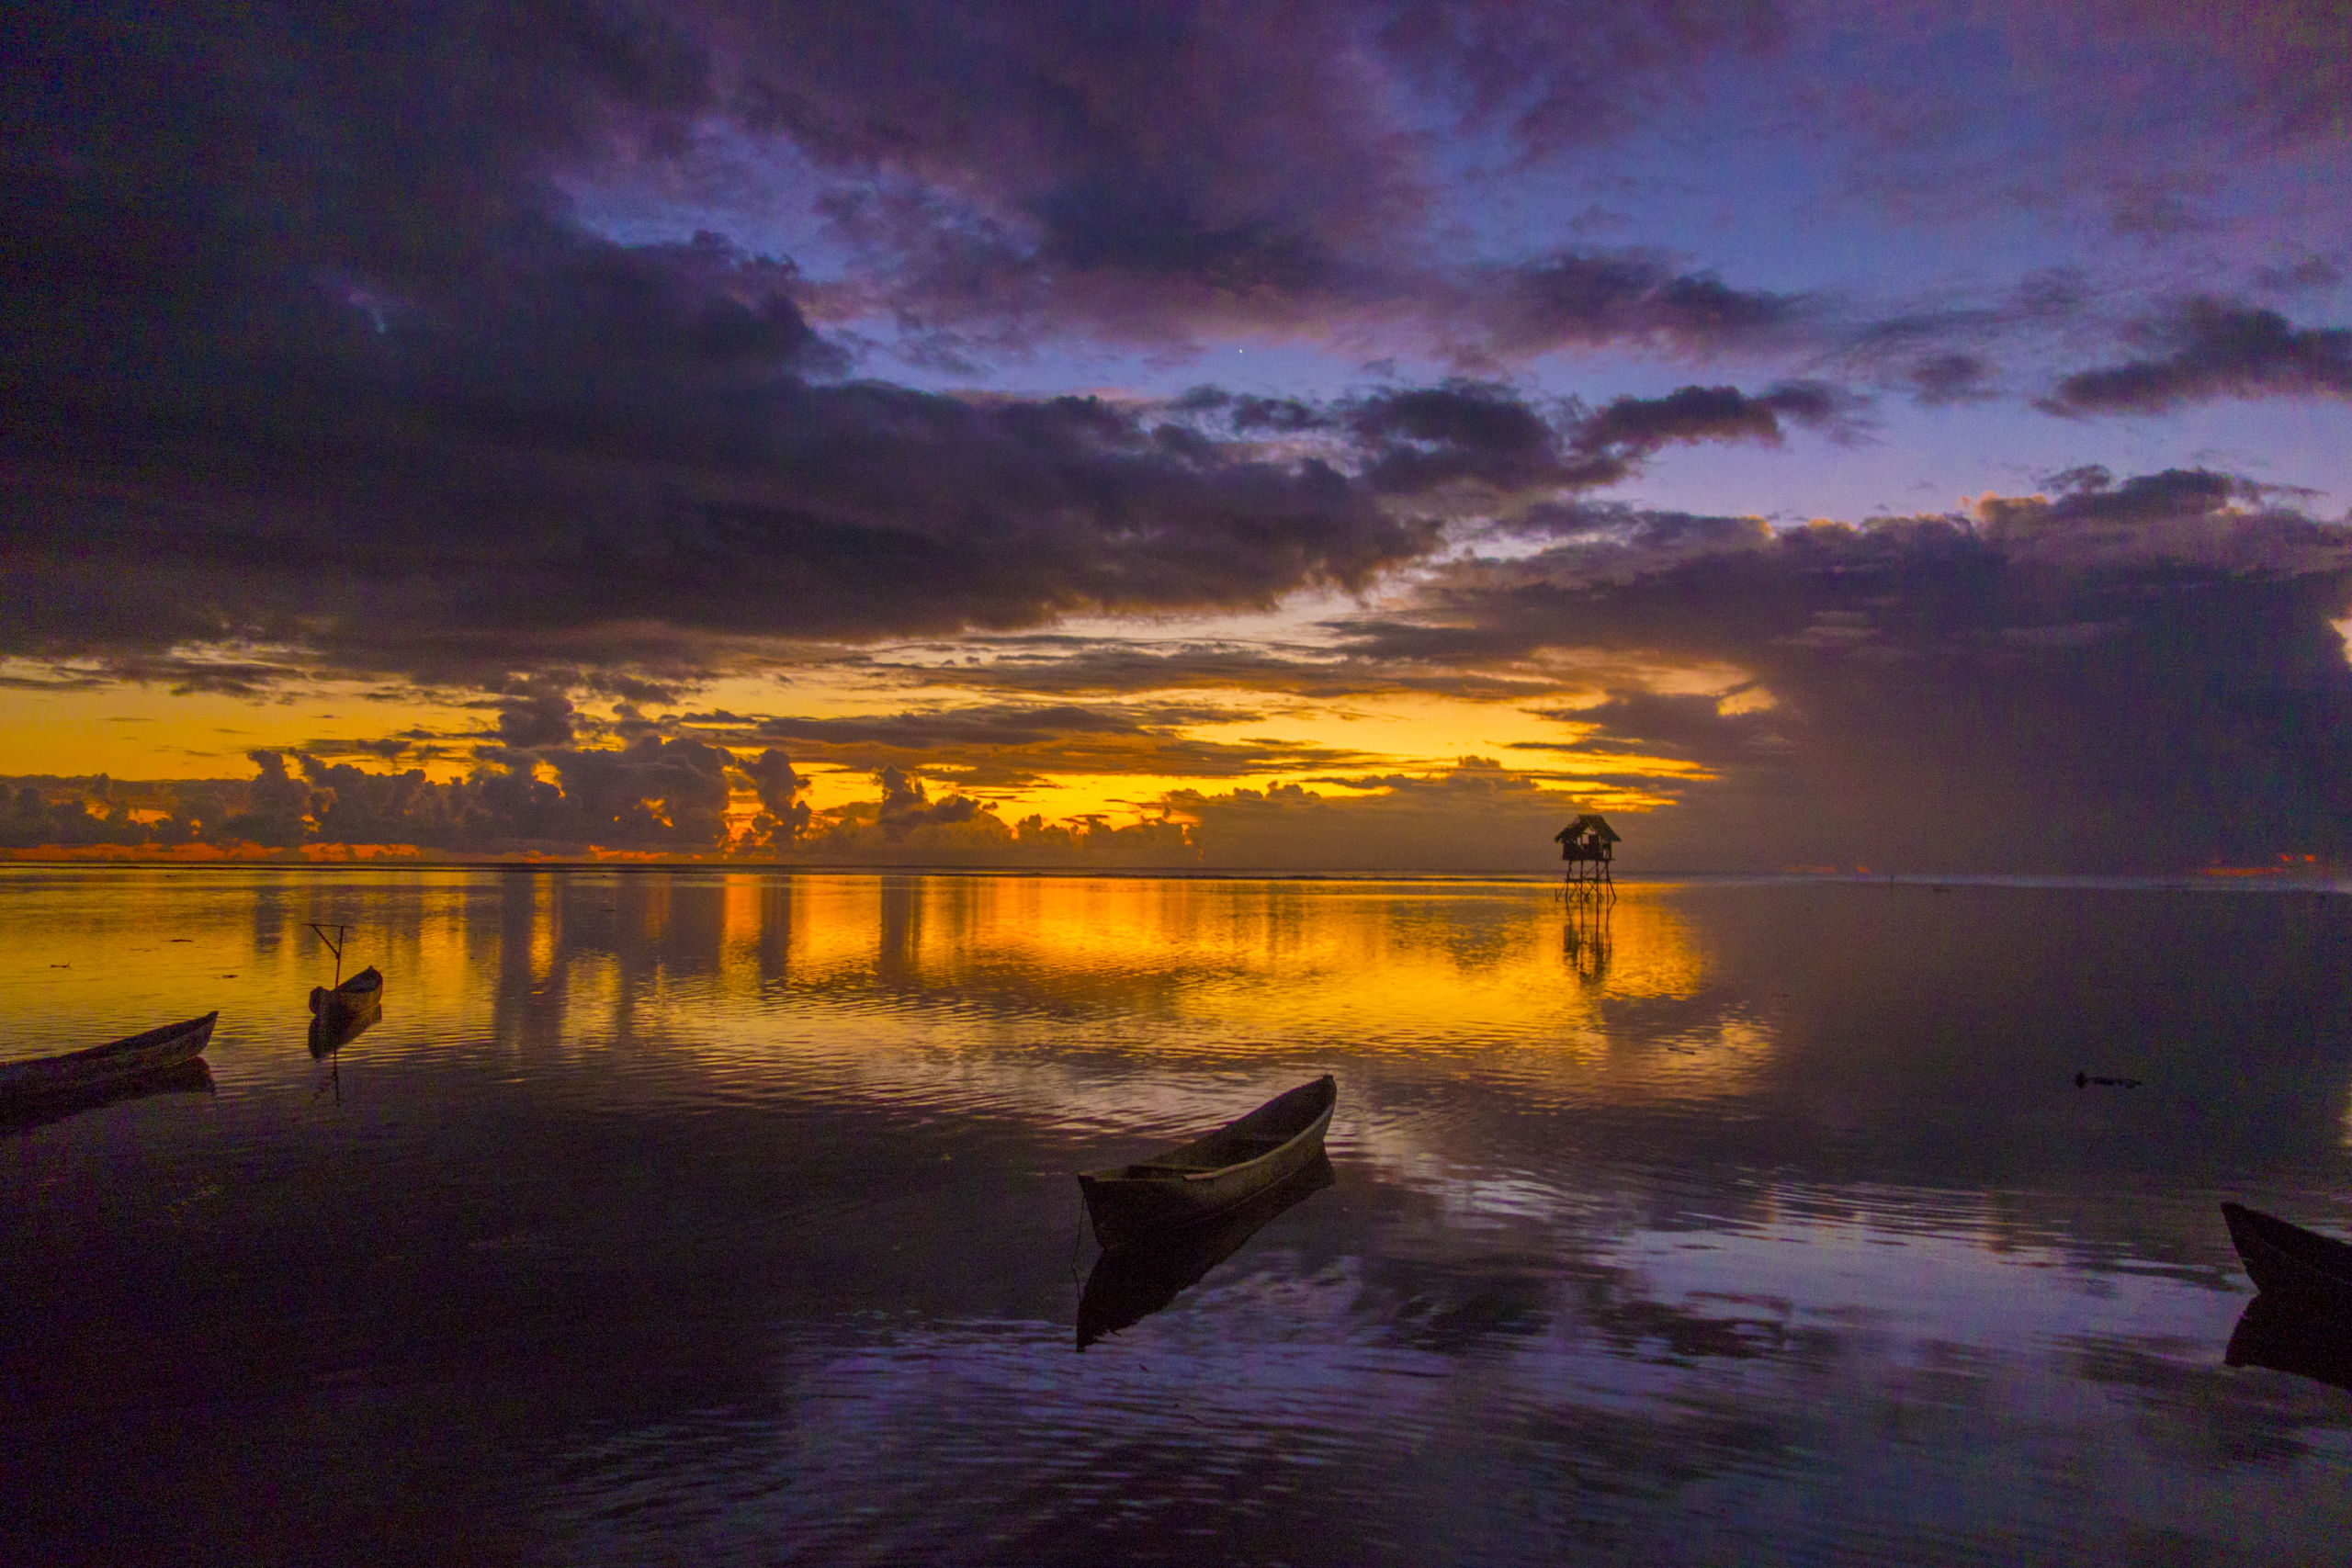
[{"x1": 307, "y1": 922, "x2": 348, "y2": 987}]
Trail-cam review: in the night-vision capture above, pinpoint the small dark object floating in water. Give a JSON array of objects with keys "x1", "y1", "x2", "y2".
[
  {"x1": 310, "y1": 966, "x2": 383, "y2": 1025},
  {"x1": 1079, "y1": 1076, "x2": 1336, "y2": 1251},
  {"x1": 0, "y1": 1013, "x2": 217, "y2": 1105},
  {"x1": 1079, "y1": 1153, "x2": 1334, "y2": 1349},
  {"x1": 2222, "y1": 1201, "x2": 2352, "y2": 1322},
  {"x1": 2074, "y1": 1072, "x2": 2142, "y2": 1089}
]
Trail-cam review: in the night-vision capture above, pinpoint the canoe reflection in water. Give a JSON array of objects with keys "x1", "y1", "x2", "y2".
[
  {"x1": 1078, "y1": 1154, "x2": 1335, "y2": 1350},
  {"x1": 2225, "y1": 1293, "x2": 2352, "y2": 1396},
  {"x1": 308, "y1": 995, "x2": 381, "y2": 1059},
  {"x1": 0, "y1": 1058, "x2": 215, "y2": 1134}
]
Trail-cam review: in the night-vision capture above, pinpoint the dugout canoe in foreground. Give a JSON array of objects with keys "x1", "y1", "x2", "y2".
[
  {"x1": 0, "y1": 1012, "x2": 218, "y2": 1105},
  {"x1": 310, "y1": 965, "x2": 383, "y2": 1025},
  {"x1": 1078, "y1": 1075, "x2": 1336, "y2": 1252}
]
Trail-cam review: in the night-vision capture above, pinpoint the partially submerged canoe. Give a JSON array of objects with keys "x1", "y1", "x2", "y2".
[
  {"x1": 1079, "y1": 1153, "x2": 1334, "y2": 1349},
  {"x1": 1079, "y1": 1075, "x2": 1336, "y2": 1251},
  {"x1": 0, "y1": 1012, "x2": 217, "y2": 1103},
  {"x1": 310, "y1": 966, "x2": 382, "y2": 1022},
  {"x1": 2221, "y1": 1201, "x2": 2352, "y2": 1320}
]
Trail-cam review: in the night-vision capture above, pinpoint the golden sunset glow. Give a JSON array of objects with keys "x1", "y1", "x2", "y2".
[{"x1": 0, "y1": 869, "x2": 1753, "y2": 1129}]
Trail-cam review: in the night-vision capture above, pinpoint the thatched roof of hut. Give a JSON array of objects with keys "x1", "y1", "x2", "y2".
[{"x1": 1555, "y1": 813, "x2": 1621, "y2": 843}]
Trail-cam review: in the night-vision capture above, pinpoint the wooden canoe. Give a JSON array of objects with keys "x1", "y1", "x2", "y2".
[
  {"x1": 310, "y1": 965, "x2": 382, "y2": 1021},
  {"x1": 0, "y1": 1012, "x2": 217, "y2": 1103},
  {"x1": 1079, "y1": 1153, "x2": 1334, "y2": 1349},
  {"x1": 2225, "y1": 1292, "x2": 2352, "y2": 1395},
  {"x1": 1078, "y1": 1075, "x2": 1336, "y2": 1251},
  {"x1": 2221, "y1": 1201, "x2": 2352, "y2": 1320}
]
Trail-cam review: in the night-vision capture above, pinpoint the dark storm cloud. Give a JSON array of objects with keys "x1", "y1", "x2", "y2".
[
  {"x1": 0, "y1": 0, "x2": 1455, "y2": 690},
  {"x1": 744, "y1": 703, "x2": 1228, "y2": 750},
  {"x1": 1521, "y1": 691, "x2": 1790, "y2": 770},
  {"x1": 496, "y1": 684, "x2": 581, "y2": 750},
  {"x1": 1466, "y1": 251, "x2": 1807, "y2": 359},
  {"x1": 744, "y1": 748, "x2": 807, "y2": 818},
  {"x1": 873, "y1": 639, "x2": 1568, "y2": 702},
  {"x1": 738, "y1": 748, "x2": 811, "y2": 847},
  {"x1": 2046, "y1": 299, "x2": 2352, "y2": 414},
  {"x1": 1572, "y1": 382, "x2": 1860, "y2": 457},
  {"x1": 1324, "y1": 378, "x2": 1861, "y2": 501},
  {"x1": 1337, "y1": 477, "x2": 2352, "y2": 871},
  {"x1": 712, "y1": 702, "x2": 1370, "y2": 783},
  {"x1": 704, "y1": 1, "x2": 1796, "y2": 354},
  {"x1": 1173, "y1": 389, "x2": 1331, "y2": 434},
  {"x1": 1347, "y1": 382, "x2": 1587, "y2": 495},
  {"x1": 1904, "y1": 353, "x2": 1999, "y2": 406}
]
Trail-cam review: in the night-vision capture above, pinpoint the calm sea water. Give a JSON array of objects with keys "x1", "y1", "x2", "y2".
[{"x1": 4, "y1": 867, "x2": 2350, "y2": 1566}]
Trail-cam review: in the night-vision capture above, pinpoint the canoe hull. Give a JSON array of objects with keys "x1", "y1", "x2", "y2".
[
  {"x1": 2222, "y1": 1202, "x2": 2352, "y2": 1320},
  {"x1": 311, "y1": 966, "x2": 383, "y2": 1021},
  {"x1": 0, "y1": 1013, "x2": 218, "y2": 1103},
  {"x1": 1079, "y1": 1076, "x2": 1336, "y2": 1251}
]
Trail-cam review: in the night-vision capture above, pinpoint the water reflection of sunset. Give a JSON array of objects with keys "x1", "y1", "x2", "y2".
[
  {"x1": 0, "y1": 869, "x2": 1753, "y2": 1138},
  {"x1": 431, "y1": 874, "x2": 1725, "y2": 1089},
  {"x1": 8, "y1": 870, "x2": 2352, "y2": 1568}
]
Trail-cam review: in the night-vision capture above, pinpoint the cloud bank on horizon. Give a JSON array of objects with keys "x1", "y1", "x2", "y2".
[{"x1": 1, "y1": 0, "x2": 2346, "y2": 871}]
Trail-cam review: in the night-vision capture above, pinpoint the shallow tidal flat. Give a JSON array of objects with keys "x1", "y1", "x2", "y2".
[{"x1": 4, "y1": 867, "x2": 2349, "y2": 1565}]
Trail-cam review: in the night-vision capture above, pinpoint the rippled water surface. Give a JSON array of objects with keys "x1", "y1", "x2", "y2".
[{"x1": 5, "y1": 868, "x2": 2351, "y2": 1565}]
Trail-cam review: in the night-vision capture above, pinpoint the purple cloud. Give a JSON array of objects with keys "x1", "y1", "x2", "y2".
[{"x1": 2047, "y1": 298, "x2": 2352, "y2": 414}]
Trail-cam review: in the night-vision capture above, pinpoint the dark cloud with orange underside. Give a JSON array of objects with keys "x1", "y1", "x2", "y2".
[
  {"x1": 0, "y1": 3, "x2": 1423, "y2": 684},
  {"x1": 1332, "y1": 475, "x2": 2352, "y2": 872},
  {"x1": 0, "y1": 0, "x2": 1843, "y2": 687}
]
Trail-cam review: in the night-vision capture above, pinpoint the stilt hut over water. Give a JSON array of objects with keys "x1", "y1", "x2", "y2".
[{"x1": 1555, "y1": 813, "x2": 1619, "y2": 888}]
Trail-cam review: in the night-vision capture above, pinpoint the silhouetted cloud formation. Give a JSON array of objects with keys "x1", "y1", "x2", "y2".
[
  {"x1": 1339, "y1": 472, "x2": 2352, "y2": 869},
  {"x1": 9, "y1": 0, "x2": 1842, "y2": 692},
  {"x1": 2049, "y1": 299, "x2": 2352, "y2": 414},
  {"x1": 1469, "y1": 251, "x2": 1805, "y2": 359},
  {"x1": 1572, "y1": 383, "x2": 1859, "y2": 468},
  {"x1": 1, "y1": 2, "x2": 1466, "y2": 687}
]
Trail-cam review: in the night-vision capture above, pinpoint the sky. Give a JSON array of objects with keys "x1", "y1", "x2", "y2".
[{"x1": 1, "y1": 0, "x2": 2347, "y2": 871}]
